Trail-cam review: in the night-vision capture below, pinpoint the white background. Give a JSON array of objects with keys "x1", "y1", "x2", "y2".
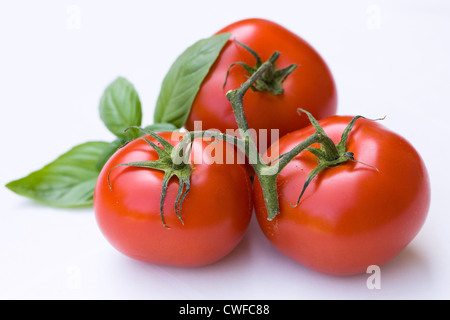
[{"x1": 1, "y1": 0, "x2": 449, "y2": 300}]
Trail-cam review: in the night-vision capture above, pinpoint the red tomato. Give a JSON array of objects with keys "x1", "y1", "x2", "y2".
[
  {"x1": 253, "y1": 116, "x2": 430, "y2": 276},
  {"x1": 94, "y1": 132, "x2": 253, "y2": 267},
  {"x1": 186, "y1": 18, "x2": 337, "y2": 151}
]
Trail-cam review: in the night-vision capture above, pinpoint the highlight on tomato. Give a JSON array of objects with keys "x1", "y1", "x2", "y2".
[
  {"x1": 94, "y1": 131, "x2": 253, "y2": 267},
  {"x1": 253, "y1": 116, "x2": 431, "y2": 276}
]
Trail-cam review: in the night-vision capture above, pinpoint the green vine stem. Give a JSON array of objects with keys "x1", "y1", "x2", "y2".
[{"x1": 224, "y1": 51, "x2": 381, "y2": 220}]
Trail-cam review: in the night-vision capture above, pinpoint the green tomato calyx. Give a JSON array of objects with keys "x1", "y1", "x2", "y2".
[
  {"x1": 107, "y1": 127, "x2": 192, "y2": 229},
  {"x1": 223, "y1": 39, "x2": 297, "y2": 95},
  {"x1": 291, "y1": 110, "x2": 385, "y2": 208}
]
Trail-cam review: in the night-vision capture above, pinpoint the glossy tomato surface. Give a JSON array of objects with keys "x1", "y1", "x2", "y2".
[
  {"x1": 254, "y1": 117, "x2": 430, "y2": 275},
  {"x1": 94, "y1": 132, "x2": 253, "y2": 267},
  {"x1": 186, "y1": 18, "x2": 337, "y2": 150}
]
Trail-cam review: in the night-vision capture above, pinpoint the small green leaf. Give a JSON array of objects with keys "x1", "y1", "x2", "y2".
[
  {"x1": 153, "y1": 33, "x2": 231, "y2": 128},
  {"x1": 99, "y1": 77, "x2": 142, "y2": 138},
  {"x1": 6, "y1": 141, "x2": 110, "y2": 207}
]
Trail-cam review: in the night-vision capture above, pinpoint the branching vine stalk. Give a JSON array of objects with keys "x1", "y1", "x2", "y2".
[
  {"x1": 110, "y1": 50, "x2": 383, "y2": 226},
  {"x1": 222, "y1": 51, "x2": 383, "y2": 220}
]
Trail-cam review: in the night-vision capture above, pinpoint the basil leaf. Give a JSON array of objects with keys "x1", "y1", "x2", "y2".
[
  {"x1": 154, "y1": 33, "x2": 231, "y2": 128},
  {"x1": 6, "y1": 141, "x2": 110, "y2": 207},
  {"x1": 99, "y1": 77, "x2": 142, "y2": 138},
  {"x1": 95, "y1": 138, "x2": 127, "y2": 171}
]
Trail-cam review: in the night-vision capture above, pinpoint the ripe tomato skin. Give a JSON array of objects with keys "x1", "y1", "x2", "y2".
[
  {"x1": 253, "y1": 117, "x2": 430, "y2": 276},
  {"x1": 94, "y1": 132, "x2": 253, "y2": 267},
  {"x1": 186, "y1": 18, "x2": 337, "y2": 150}
]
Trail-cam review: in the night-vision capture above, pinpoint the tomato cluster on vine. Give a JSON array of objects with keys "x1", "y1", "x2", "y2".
[
  {"x1": 93, "y1": 19, "x2": 430, "y2": 275},
  {"x1": 7, "y1": 18, "x2": 430, "y2": 276}
]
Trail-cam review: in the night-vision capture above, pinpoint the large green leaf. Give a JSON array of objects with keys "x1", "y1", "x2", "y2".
[
  {"x1": 153, "y1": 33, "x2": 231, "y2": 127},
  {"x1": 6, "y1": 141, "x2": 110, "y2": 207}
]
